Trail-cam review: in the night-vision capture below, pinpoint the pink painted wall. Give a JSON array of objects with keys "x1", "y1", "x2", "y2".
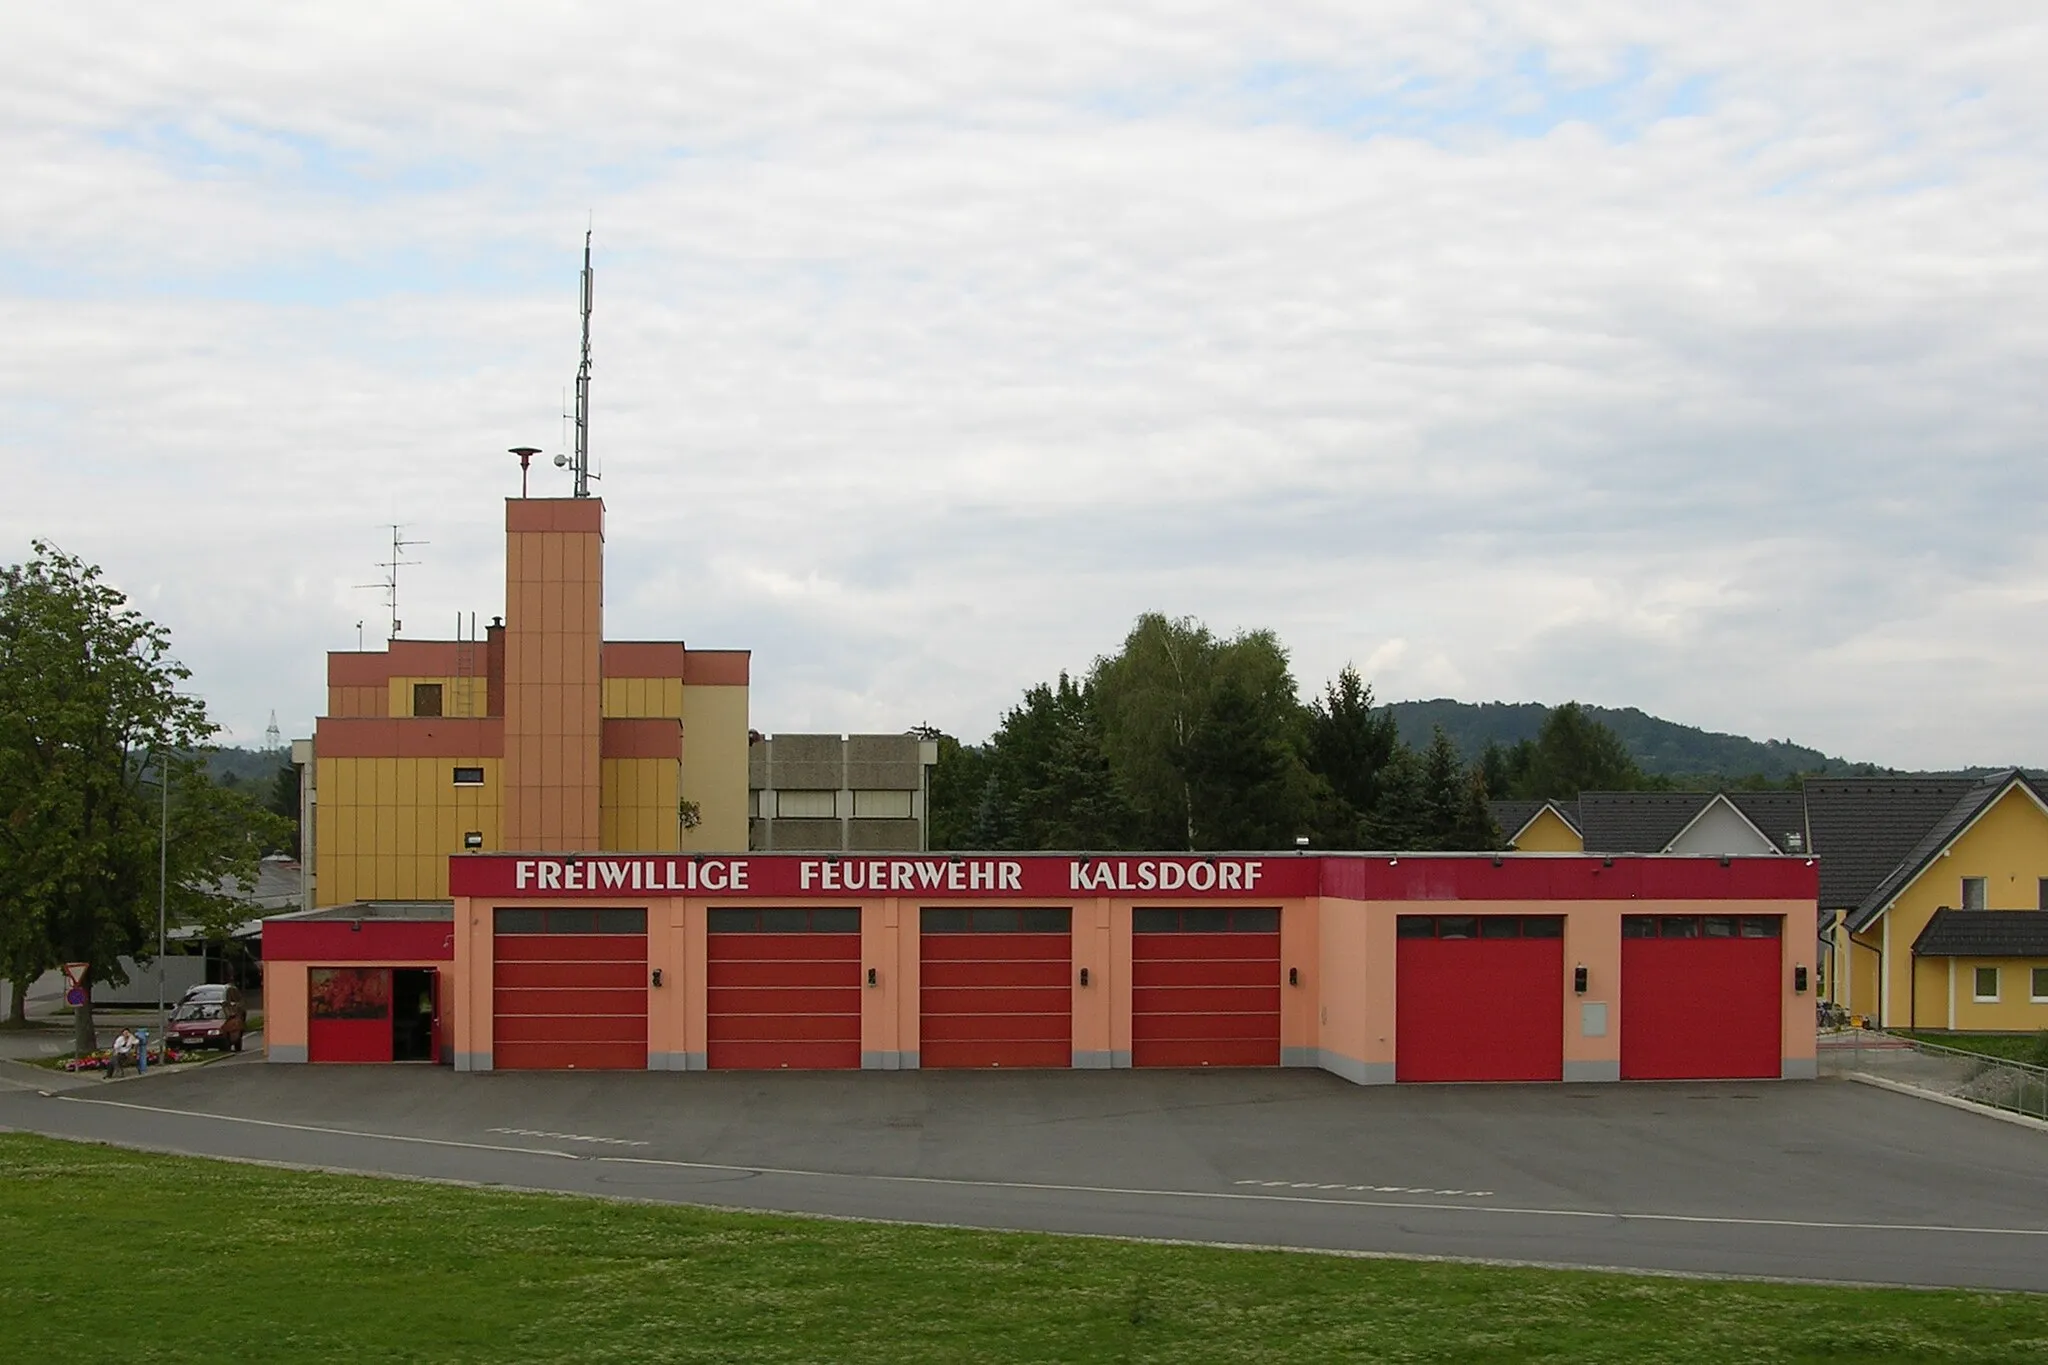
[{"x1": 266, "y1": 964, "x2": 307, "y2": 1052}]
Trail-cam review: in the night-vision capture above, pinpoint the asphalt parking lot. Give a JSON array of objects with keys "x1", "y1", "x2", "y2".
[{"x1": 2, "y1": 1065, "x2": 2043, "y2": 1291}]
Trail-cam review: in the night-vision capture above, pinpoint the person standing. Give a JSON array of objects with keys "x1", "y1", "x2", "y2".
[{"x1": 108, "y1": 1028, "x2": 138, "y2": 1079}]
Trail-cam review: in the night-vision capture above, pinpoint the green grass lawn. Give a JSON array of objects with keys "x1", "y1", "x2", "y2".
[
  {"x1": 1901, "y1": 1031, "x2": 2048, "y2": 1066},
  {"x1": 1, "y1": 1133, "x2": 2044, "y2": 1364}
]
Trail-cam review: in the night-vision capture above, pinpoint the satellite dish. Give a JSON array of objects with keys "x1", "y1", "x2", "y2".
[{"x1": 553, "y1": 453, "x2": 568, "y2": 467}]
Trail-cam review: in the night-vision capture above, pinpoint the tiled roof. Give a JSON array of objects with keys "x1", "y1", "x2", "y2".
[
  {"x1": 1576, "y1": 793, "x2": 1714, "y2": 853},
  {"x1": 1912, "y1": 908, "x2": 2048, "y2": 958},
  {"x1": 1489, "y1": 801, "x2": 1549, "y2": 842},
  {"x1": 1727, "y1": 792, "x2": 1810, "y2": 854},
  {"x1": 1802, "y1": 775, "x2": 1979, "y2": 918}
]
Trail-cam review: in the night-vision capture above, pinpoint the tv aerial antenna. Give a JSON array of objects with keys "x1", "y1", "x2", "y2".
[{"x1": 354, "y1": 524, "x2": 427, "y2": 640}]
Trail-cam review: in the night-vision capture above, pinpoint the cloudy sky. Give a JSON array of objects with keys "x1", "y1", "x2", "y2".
[{"x1": 5, "y1": 4, "x2": 2045, "y2": 770}]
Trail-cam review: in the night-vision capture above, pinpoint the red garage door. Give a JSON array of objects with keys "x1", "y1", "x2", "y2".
[
  {"x1": 707, "y1": 907, "x2": 862, "y2": 1069},
  {"x1": 1131, "y1": 907, "x2": 1281, "y2": 1067},
  {"x1": 920, "y1": 908, "x2": 1071, "y2": 1068},
  {"x1": 1621, "y1": 914, "x2": 1782, "y2": 1080},
  {"x1": 492, "y1": 908, "x2": 647, "y2": 1070},
  {"x1": 1396, "y1": 915, "x2": 1563, "y2": 1082}
]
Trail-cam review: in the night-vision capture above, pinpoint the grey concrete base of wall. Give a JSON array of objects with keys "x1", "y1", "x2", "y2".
[
  {"x1": 454, "y1": 1051, "x2": 491, "y2": 1072},
  {"x1": 1281, "y1": 1046, "x2": 1317, "y2": 1068},
  {"x1": 861, "y1": 1051, "x2": 919, "y2": 1070},
  {"x1": 1848, "y1": 1071, "x2": 2048, "y2": 1134},
  {"x1": 1071, "y1": 1050, "x2": 1133, "y2": 1069},
  {"x1": 1563, "y1": 1059, "x2": 1621, "y2": 1083},
  {"x1": 649, "y1": 1052, "x2": 707, "y2": 1071},
  {"x1": 1781, "y1": 1056, "x2": 1818, "y2": 1080},
  {"x1": 1318, "y1": 1051, "x2": 1394, "y2": 1086},
  {"x1": 267, "y1": 1043, "x2": 307, "y2": 1064}
]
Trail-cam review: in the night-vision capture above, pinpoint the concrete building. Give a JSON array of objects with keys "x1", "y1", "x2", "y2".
[{"x1": 748, "y1": 732, "x2": 939, "y2": 852}]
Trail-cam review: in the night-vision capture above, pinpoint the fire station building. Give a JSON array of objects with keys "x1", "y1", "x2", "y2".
[{"x1": 263, "y1": 493, "x2": 1820, "y2": 1083}]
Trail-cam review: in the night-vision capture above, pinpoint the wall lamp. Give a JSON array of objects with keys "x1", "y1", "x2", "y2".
[
  {"x1": 1573, "y1": 965, "x2": 1588, "y2": 995},
  {"x1": 1294, "y1": 836, "x2": 1310, "y2": 850},
  {"x1": 463, "y1": 831, "x2": 484, "y2": 850},
  {"x1": 651, "y1": 968, "x2": 663, "y2": 988},
  {"x1": 1287, "y1": 967, "x2": 1299, "y2": 987},
  {"x1": 866, "y1": 967, "x2": 879, "y2": 987},
  {"x1": 1794, "y1": 965, "x2": 1809, "y2": 994},
  {"x1": 1078, "y1": 967, "x2": 1090, "y2": 987}
]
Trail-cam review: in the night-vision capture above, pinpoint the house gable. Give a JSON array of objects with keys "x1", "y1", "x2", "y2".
[
  {"x1": 1665, "y1": 794, "x2": 1780, "y2": 856},
  {"x1": 1511, "y1": 804, "x2": 1585, "y2": 853}
]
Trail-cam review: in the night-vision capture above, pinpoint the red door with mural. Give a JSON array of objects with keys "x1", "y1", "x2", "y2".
[
  {"x1": 1396, "y1": 915, "x2": 1564, "y2": 1082},
  {"x1": 1621, "y1": 915, "x2": 1782, "y2": 1080},
  {"x1": 308, "y1": 967, "x2": 395, "y2": 1063},
  {"x1": 919, "y1": 908, "x2": 1071, "y2": 1068}
]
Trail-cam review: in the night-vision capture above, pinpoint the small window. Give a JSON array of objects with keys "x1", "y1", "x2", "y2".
[
  {"x1": 592, "y1": 909, "x2": 647, "y2": 935},
  {"x1": 920, "y1": 908, "x2": 971, "y2": 933},
  {"x1": 1182, "y1": 908, "x2": 1231, "y2": 933},
  {"x1": 2031, "y1": 966, "x2": 2048, "y2": 1002},
  {"x1": 1660, "y1": 916, "x2": 1699, "y2": 939},
  {"x1": 1622, "y1": 916, "x2": 1656, "y2": 939},
  {"x1": 1018, "y1": 909, "x2": 1071, "y2": 933},
  {"x1": 1703, "y1": 916, "x2": 1736, "y2": 939},
  {"x1": 1973, "y1": 965, "x2": 2000, "y2": 1002},
  {"x1": 495, "y1": 909, "x2": 545, "y2": 934},
  {"x1": 1396, "y1": 916, "x2": 1435, "y2": 939},
  {"x1": 2039, "y1": 879, "x2": 2048, "y2": 912},
  {"x1": 1479, "y1": 917, "x2": 1520, "y2": 940},
  {"x1": 1962, "y1": 877, "x2": 1988, "y2": 911},
  {"x1": 452, "y1": 766, "x2": 485, "y2": 786},
  {"x1": 1739, "y1": 917, "x2": 1781, "y2": 939},
  {"x1": 1133, "y1": 909, "x2": 1179, "y2": 934},
  {"x1": 777, "y1": 790, "x2": 838, "y2": 819},
  {"x1": 851, "y1": 789, "x2": 913, "y2": 819},
  {"x1": 413, "y1": 682, "x2": 444, "y2": 717},
  {"x1": 1437, "y1": 916, "x2": 1477, "y2": 940},
  {"x1": 1232, "y1": 908, "x2": 1279, "y2": 933},
  {"x1": 1521, "y1": 917, "x2": 1564, "y2": 939}
]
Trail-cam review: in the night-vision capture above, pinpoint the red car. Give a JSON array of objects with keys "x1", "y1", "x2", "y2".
[{"x1": 167, "y1": 995, "x2": 246, "y2": 1052}]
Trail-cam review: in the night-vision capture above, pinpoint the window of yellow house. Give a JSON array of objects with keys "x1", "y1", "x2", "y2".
[
  {"x1": 2032, "y1": 967, "x2": 2048, "y2": 1003},
  {"x1": 2038, "y1": 878, "x2": 2048, "y2": 911},
  {"x1": 1960, "y1": 877, "x2": 1987, "y2": 910},
  {"x1": 452, "y1": 766, "x2": 484, "y2": 786},
  {"x1": 1972, "y1": 965, "x2": 1999, "y2": 1002},
  {"x1": 414, "y1": 683, "x2": 444, "y2": 717}
]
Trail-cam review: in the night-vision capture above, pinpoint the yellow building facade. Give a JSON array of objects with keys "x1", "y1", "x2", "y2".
[{"x1": 307, "y1": 497, "x2": 751, "y2": 909}]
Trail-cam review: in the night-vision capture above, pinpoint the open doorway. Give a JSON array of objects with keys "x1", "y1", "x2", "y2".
[{"x1": 392, "y1": 969, "x2": 437, "y2": 1063}]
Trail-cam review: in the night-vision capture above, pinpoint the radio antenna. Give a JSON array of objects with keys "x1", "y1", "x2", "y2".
[{"x1": 570, "y1": 229, "x2": 596, "y2": 498}]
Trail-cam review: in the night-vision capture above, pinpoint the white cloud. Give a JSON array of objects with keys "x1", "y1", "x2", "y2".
[{"x1": 3, "y1": 3, "x2": 2046, "y2": 769}]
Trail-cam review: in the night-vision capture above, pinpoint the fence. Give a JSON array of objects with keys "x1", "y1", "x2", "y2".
[{"x1": 1818, "y1": 1027, "x2": 2048, "y2": 1121}]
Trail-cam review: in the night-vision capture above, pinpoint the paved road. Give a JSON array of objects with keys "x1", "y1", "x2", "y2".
[{"x1": 2, "y1": 1066, "x2": 2043, "y2": 1291}]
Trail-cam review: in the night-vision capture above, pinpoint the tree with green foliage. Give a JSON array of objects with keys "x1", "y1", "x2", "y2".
[
  {"x1": 1491, "y1": 702, "x2": 1645, "y2": 801},
  {"x1": 0, "y1": 543, "x2": 283, "y2": 1047},
  {"x1": 1303, "y1": 665, "x2": 1399, "y2": 836},
  {"x1": 268, "y1": 763, "x2": 302, "y2": 858}
]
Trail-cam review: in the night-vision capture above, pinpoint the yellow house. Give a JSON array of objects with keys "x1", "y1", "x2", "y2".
[{"x1": 1816, "y1": 771, "x2": 2048, "y2": 1033}]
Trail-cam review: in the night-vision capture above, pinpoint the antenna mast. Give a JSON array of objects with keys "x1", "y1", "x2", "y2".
[{"x1": 571, "y1": 230, "x2": 595, "y2": 498}]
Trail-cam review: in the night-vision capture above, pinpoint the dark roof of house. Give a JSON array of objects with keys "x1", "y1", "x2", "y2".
[
  {"x1": 1912, "y1": 908, "x2": 2048, "y2": 958},
  {"x1": 1575, "y1": 793, "x2": 1713, "y2": 853},
  {"x1": 1802, "y1": 775, "x2": 1980, "y2": 918},
  {"x1": 1727, "y1": 792, "x2": 1810, "y2": 854},
  {"x1": 1569, "y1": 791, "x2": 1804, "y2": 855},
  {"x1": 1828, "y1": 770, "x2": 2048, "y2": 931}
]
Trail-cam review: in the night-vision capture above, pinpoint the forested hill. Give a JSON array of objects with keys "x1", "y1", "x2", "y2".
[{"x1": 1385, "y1": 700, "x2": 1868, "y2": 781}]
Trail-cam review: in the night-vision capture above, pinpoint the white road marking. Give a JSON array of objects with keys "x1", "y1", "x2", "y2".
[
  {"x1": 55, "y1": 1096, "x2": 581, "y2": 1159},
  {"x1": 1244, "y1": 1180, "x2": 1494, "y2": 1198},
  {"x1": 487, "y1": 1127, "x2": 647, "y2": 1147},
  {"x1": 593, "y1": 1154, "x2": 2048, "y2": 1239}
]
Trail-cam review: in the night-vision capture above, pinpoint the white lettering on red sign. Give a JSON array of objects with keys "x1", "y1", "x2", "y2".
[{"x1": 1066, "y1": 859, "x2": 1264, "y2": 894}]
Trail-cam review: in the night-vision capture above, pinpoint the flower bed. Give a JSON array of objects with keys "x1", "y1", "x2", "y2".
[{"x1": 59, "y1": 1045, "x2": 192, "y2": 1073}]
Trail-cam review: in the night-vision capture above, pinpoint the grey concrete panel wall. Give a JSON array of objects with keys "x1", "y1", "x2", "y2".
[
  {"x1": 846, "y1": 761, "x2": 922, "y2": 789},
  {"x1": 769, "y1": 734, "x2": 845, "y2": 765},
  {"x1": 845, "y1": 734, "x2": 918, "y2": 765},
  {"x1": 268, "y1": 1043, "x2": 308, "y2": 1064},
  {"x1": 1073, "y1": 1050, "x2": 1114, "y2": 1069},
  {"x1": 748, "y1": 745, "x2": 768, "y2": 787},
  {"x1": 763, "y1": 818, "x2": 845, "y2": 850},
  {"x1": 771, "y1": 764, "x2": 843, "y2": 791},
  {"x1": 454, "y1": 1051, "x2": 492, "y2": 1072},
  {"x1": 749, "y1": 817, "x2": 770, "y2": 851},
  {"x1": 848, "y1": 820, "x2": 922, "y2": 851},
  {"x1": 1280, "y1": 1046, "x2": 1318, "y2": 1068}
]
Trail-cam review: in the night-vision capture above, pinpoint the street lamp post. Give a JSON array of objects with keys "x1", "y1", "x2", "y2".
[{"x1": 153, "y1": 751, "x2": 169, "y2": 1063}]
